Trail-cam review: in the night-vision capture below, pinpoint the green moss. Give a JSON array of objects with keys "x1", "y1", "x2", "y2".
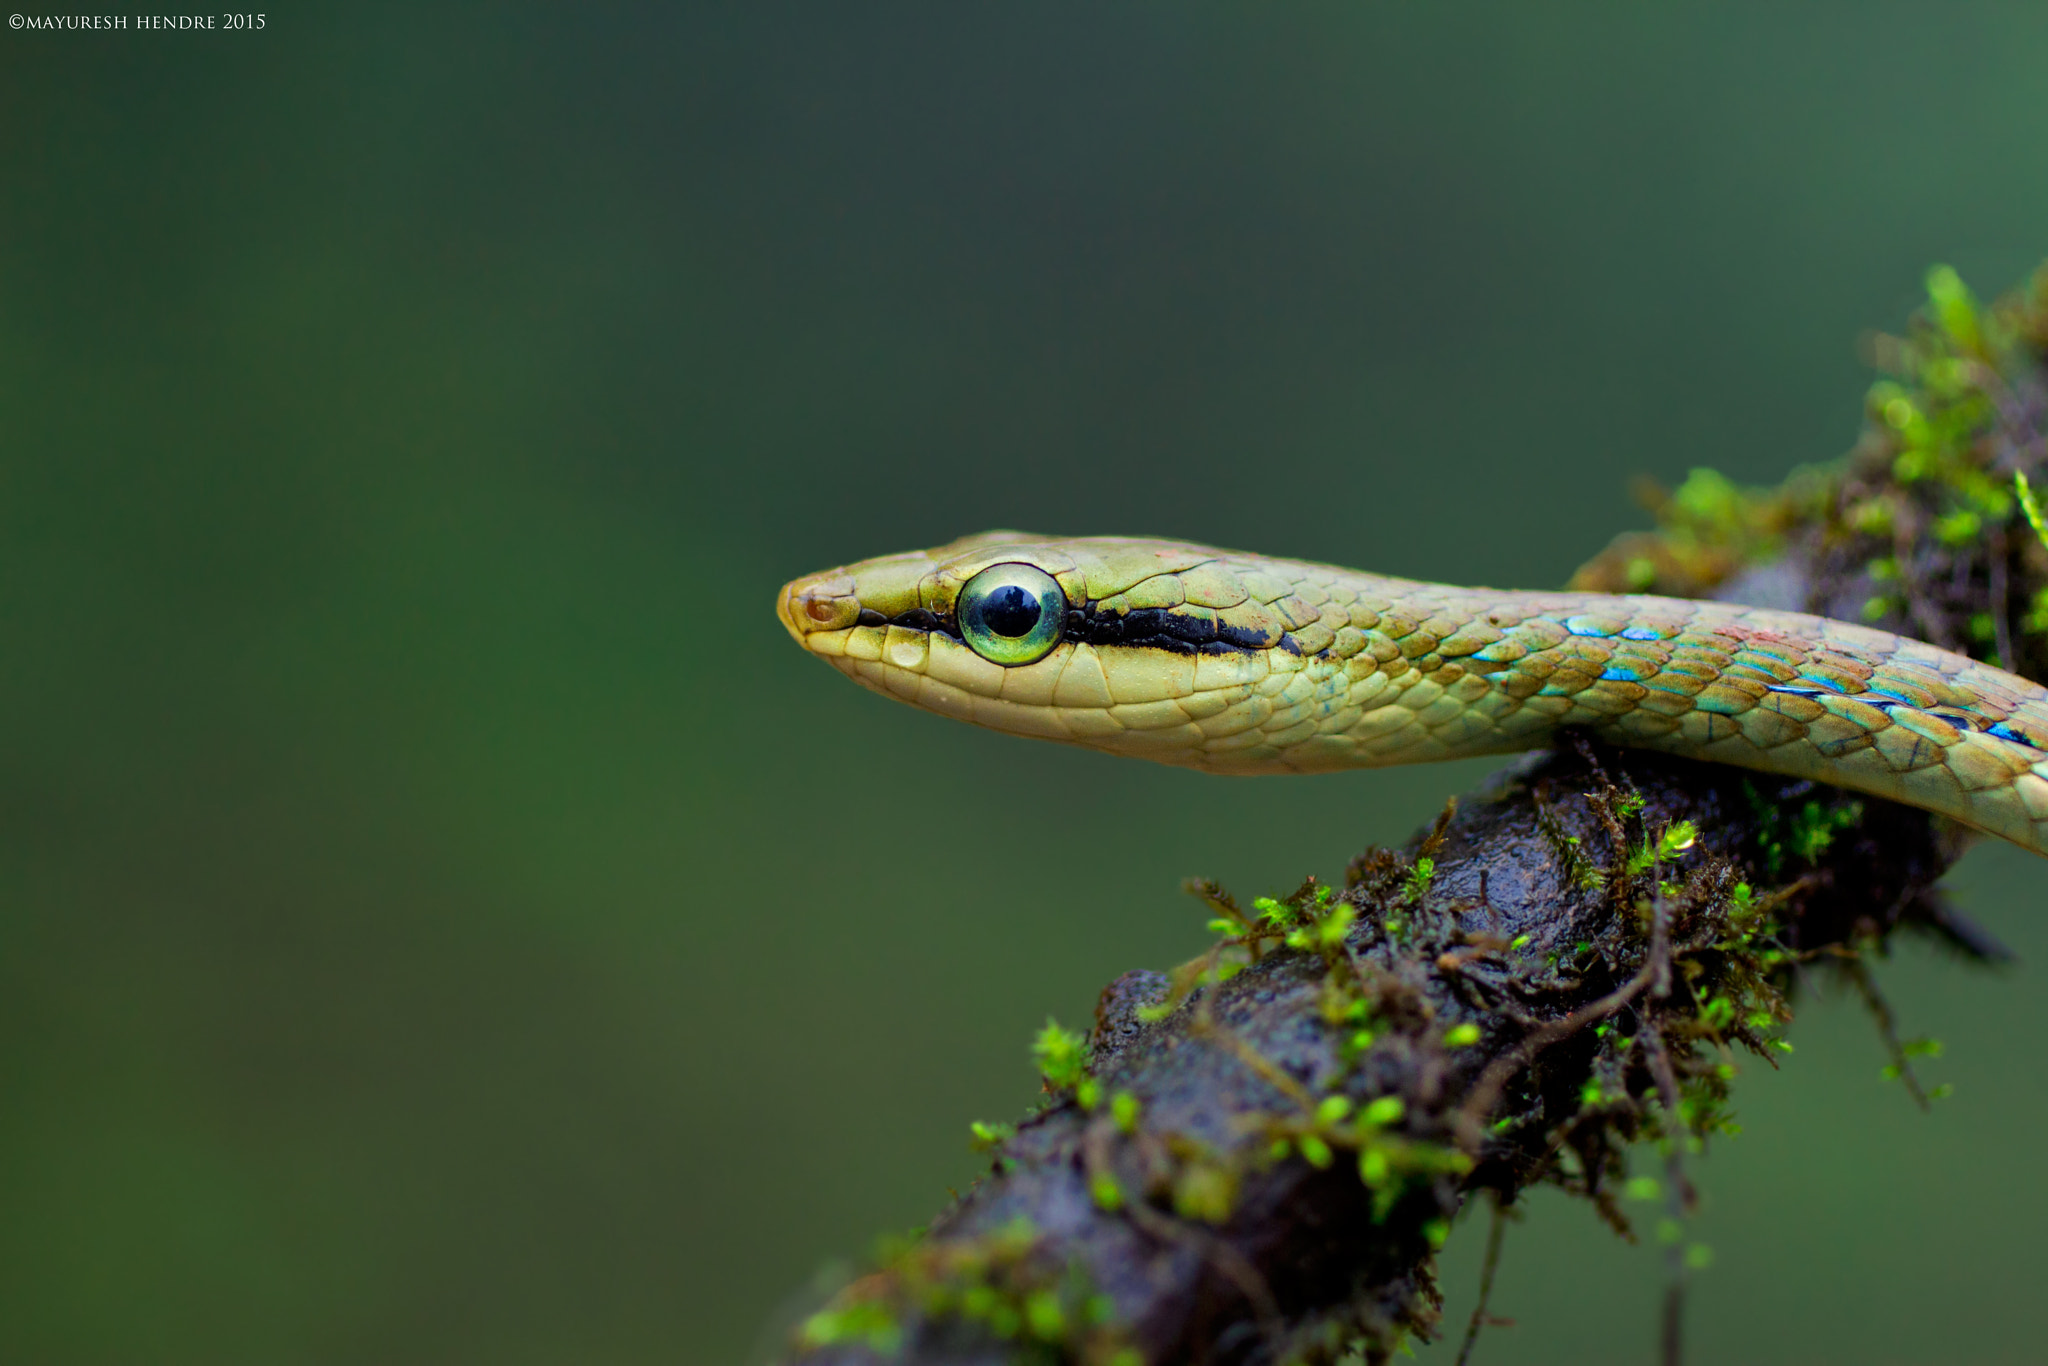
[
  {"x1": 967, "y1": 1119, "x2": 1014, "y2": 1153},
  {"x1": 1170, "y1": 1154, "x2": 1240, "y2": 1224},
  {"x1": 1744, "y1": 781, "x2": 1863, "y2": 876},
  {"x1": 799, "y1": 1217, "x2": 1134, "y2": 1362},
  {"x1": 2017, "y1": 471, "x2": 2048, "y2": 551},
  {"x1": 1402, "y1": 856, "x2": 1436, "y2": 905},
  {"x1": 797, "y1": 1299, "x2": 903, "y2": 1354},
  {"x1": 1881, "y1": 1036, "x2": 1947, "y2": 1094},
  {"x1": 1030, "y1": 1018, "x2": 1104, "y2": 1110},
  {"x1": 1624, "y1": 819, "x2": 1699, "y2": 877}
]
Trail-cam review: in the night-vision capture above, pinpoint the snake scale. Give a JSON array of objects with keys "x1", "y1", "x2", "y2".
[{"x1": 777, "y1": 531, "x2": 2048, "y2": 858}]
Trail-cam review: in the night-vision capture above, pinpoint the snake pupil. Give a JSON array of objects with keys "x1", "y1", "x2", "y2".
[
  {"x1": 956, "y1": 562, "x2": 1063, "y2": 665},
  {"x1": 980, "y1": 585, "x2": 1042, "y2": 638}
]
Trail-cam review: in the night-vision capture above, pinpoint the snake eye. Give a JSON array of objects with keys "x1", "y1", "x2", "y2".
[{"x1": 958, "y1": 563, "x2": 1065, "y2": 666}]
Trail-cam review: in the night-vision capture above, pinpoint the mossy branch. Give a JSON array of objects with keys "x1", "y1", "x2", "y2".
[{"x1": 779, "y1": 262, "x2": 2048, "y2": 1366}]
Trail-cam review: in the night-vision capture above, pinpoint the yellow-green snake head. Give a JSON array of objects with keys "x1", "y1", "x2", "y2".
[{"x1": 774, "y1": 531, "x2": 1515, "y2": 775}]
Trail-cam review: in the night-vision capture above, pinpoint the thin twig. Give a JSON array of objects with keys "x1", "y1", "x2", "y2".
[
  {"x1": 1642, "y1": 1027, "x2": 1694, "y2": 1366},
  {"x1": 1648, "y1": 881, "x2": 1674, "y2": 1002},
  {"x1": 1990, "y1": 522, "x2": 2015, "y2": 673},
  {"x1": 1842, "y1": 955, "x2": 1931, "y2": 1113},
  {"x1": 1453, "y1": 1194, "x2": 1513, "y2": 1366},
  {"x1": 1456, "y1": 959, "x2": 1660, "y2": 1138},
  {"x1": 1895, "y1": 513, "x2": 1955, "y2": 649}
]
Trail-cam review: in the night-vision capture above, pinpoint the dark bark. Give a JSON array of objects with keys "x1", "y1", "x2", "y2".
[{"x1": 785, "y1": 732, "x2": 1974, "y2": 1365}]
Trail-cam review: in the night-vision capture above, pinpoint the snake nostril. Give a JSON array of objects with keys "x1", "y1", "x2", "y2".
[{"x1": 779, "y1": 576, "x2": 860, "y2": 641}]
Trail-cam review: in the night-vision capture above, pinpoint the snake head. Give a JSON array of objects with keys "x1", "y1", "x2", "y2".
[{"x1": 775, "y1": 532, "x2": 1360, "y2": 770}]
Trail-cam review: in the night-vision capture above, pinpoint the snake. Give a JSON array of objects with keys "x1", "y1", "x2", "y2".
[{"x1": 776, "y1": 531, "x2": 2048, "y2": 858}]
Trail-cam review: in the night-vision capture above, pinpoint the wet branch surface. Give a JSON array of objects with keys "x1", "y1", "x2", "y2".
[{"x1": 787, "y1": 737, "x2": 1977, "y2": 1366}]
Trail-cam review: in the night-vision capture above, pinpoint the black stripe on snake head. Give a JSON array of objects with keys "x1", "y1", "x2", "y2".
[{"x1": 1067, "y1": 602, "x2": 1303, "y2": 657}]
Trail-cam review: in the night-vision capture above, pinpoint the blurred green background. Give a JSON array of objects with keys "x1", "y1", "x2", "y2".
[{"x1": 3, "y1": 5, "x2": 2046, "y2": 1363}]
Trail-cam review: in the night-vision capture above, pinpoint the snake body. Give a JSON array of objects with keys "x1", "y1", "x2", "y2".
[{"x1": 777, "y1": 532, "x2": 2048, "y2": 858}]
